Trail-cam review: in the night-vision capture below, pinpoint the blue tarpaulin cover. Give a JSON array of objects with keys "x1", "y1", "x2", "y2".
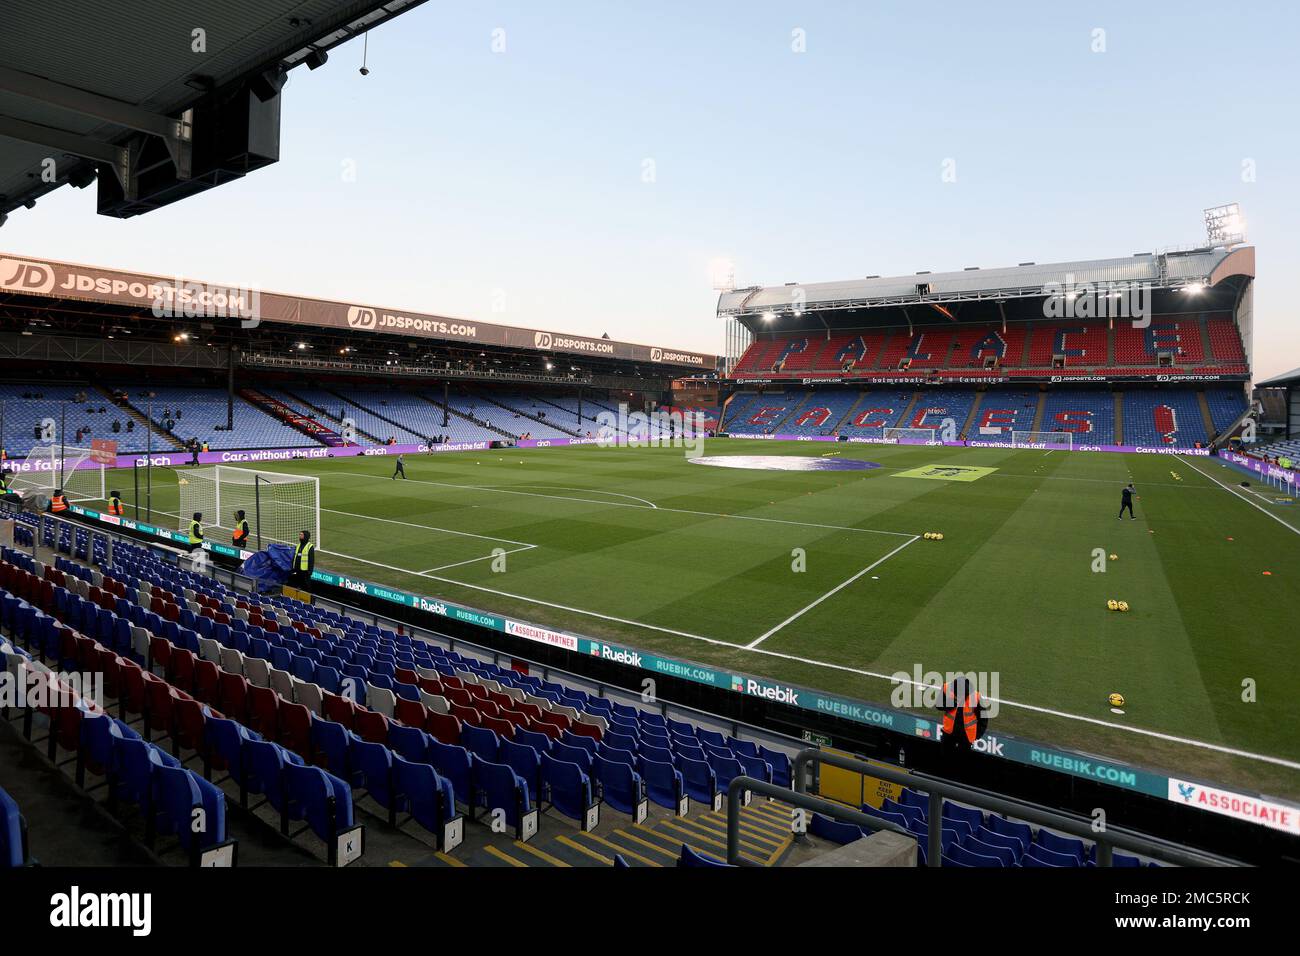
[{"x1": 240, "y1": 542, "x2": 295, "y2": 591}]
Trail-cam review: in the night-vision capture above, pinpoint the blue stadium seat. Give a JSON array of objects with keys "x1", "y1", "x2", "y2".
[
  {"x1": 1035, "y1": 828, "x2": 1087, "y2": 864},
  {"x1": 677, "y1": 844, "x2": 732, "y2": 867},
  {"x1": 1023, "y1": 843, "x2": 1081, "y2": 868},
  {"x1": 640, "y1": 757, "x2": 685, "y2": 813},
  {"x1": 0, "y1": 786, "x2": 28, "y2": 867},
  {"x1": 810, "y1": 813, "x2": 866, "y2": 845},
  {"x1": 593, "y1": 754, "x2": 644, "y2": 816},
  {"x1": 675, "y1": 754, "x2": 719, "y2": 808},
  {"x1": 541, "y1": 752, "x2": 595, "y2": 823},
  {"x1": 473, "y1": 758, "x2": 534, "y2": 830}
]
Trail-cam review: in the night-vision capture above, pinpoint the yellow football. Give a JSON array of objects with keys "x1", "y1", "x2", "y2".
[
  {"x1": 1108, "y1": 693, "x2": 1125, "y2": 708},
  {"x1": 1107, "y1": 600, "x2": 1118, "y2": 611},
  {"x1": 935, "y1": 533, "x2": 944, "y2": 541},
  {"x1": 1117, "y1": 601, "x2": 1129, "y2": 612},
  {"x1": 1108, "y1": 553, "x2": 1118, "y2": 561}
]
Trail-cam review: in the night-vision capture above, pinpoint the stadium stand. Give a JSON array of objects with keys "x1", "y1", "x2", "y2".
[
  {"x1": 1246, "y1": 439, "x2": 1300, "y2": 461},
  {"x1": 731, "y1": 314, "x2": 1248, "y2": 379},
  {"x1": 1039, "y1": 390, "x2": 1117, "y2": 445},
  {"x1": 1122, "y1": 391, "x2": 1211, "y2": 447},
  {"x1": 838, "y1": 391, "x2": 913, "y2": 434},
  {"x1": 0, "y1": 384, "x2": 154, "y2": 457},
  {"x1": 966, "y1": 391, "x2": 1040, "y2": 437},
  {"x1": 112, "y1": 386, "x2": 320, "y2": 451},
  {"x1": 782, "y1": 390, "x2": 861, "y2": 436}
]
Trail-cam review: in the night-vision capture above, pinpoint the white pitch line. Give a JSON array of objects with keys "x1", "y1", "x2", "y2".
[
  {"x1": 1178, "y1": 456, "x2": 1300, "y2": 536},
  {"x1": 327, "y1": 470, "x2": 915, "y2": 537},
  {"x1": 419, "y1": 543, "x2": 537, "y2": 574},
  {"x1": 483, "y1": 484, "x2": 659, "y2": 509},
  {"x1": 745, "y1": 535, "x2": 921, "y2": 648},
  {"x1": 319, "y1": 504, "x2": 537, "y2": 548}
]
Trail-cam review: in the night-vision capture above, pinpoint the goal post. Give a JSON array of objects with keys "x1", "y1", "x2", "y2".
[
  {"x1": 1010, "y1": 430, "x2": 1073, "y2": 450},
  {"x1": 6, "y1": 445, "x2": 106, "y2": 503},
  {"x1": 178, "y1": 465, "x2": 320, "y2": 549},
  {"x1": 882, "y1": 426, "x2": 948, "y2": 445}
]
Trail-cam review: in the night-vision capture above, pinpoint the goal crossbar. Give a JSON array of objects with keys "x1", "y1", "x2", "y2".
[{"x1": 178, "y1": 465, "x2": 320, "y2": 549}]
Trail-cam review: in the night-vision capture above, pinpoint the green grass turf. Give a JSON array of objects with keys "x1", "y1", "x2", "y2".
[{"x1": 96, "y1": 440, "x2": 1300, "y2": 799}]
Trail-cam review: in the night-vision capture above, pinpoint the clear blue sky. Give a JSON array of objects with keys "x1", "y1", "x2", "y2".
[{"x1": 6, "y1": 1, "x2": 1299, "y2": 377}]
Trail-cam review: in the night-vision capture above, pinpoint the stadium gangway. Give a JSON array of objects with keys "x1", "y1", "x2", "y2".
[{"x1": 721, "y1": 749, "x2": 1241, "y2": 868}]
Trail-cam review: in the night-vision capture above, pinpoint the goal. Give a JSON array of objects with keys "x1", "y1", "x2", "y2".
[
  {"x1": 882, "y1": 427, "x2": 948, "y2": 445},
  {"x1": 178, "y1": 465, "x2": 320, "y2": 549},
  {"x1": 1010, "y1": 430, "x2": 1073, "y2": 450},
  {"x1": 6, "y1": 445, "x2": 105, "y2": 503}
]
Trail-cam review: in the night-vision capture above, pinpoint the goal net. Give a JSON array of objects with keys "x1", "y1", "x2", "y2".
[
  {"x1": 178, "y1": 465, "x2": 320, "y2": 549},
  {"x1": 882, "y1": 427, "x2": 948, "y2": 445},
  {"x1": 6, "y1": 445, "x2": 105, "y2": 502},
  {"x1": 1010, "y1": 430, "x2": 1073, "y2": 450}
]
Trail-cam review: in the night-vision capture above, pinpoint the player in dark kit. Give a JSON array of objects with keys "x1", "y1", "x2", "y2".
[
  {"x1": 1118, "y1": 483, "x2": 1136, "y2": 520},
  {"x1": 392, "y1": 454, "x2": 406, "y2": 480}
]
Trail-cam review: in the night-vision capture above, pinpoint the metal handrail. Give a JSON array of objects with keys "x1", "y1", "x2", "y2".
[
  {"x1": 781, "y1": 748, "x2": 1239, "y2": 868},
  {"x1": 725, "y1": 776, "x2": 914, "y2": 867}
]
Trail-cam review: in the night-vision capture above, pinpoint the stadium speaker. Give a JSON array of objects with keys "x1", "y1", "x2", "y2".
[
  {"x1": 305, "y1": 48, "x2": 328, "y2": 70},
  {"x1": 66, "y1": 165, "x2": 96, "y2": 189},
  {"x1": 96, "y1": 82, "x2": 281, "y2": 218},
  {"x1": 250, "y1": 68, "x2": 287, "y2": 103}
]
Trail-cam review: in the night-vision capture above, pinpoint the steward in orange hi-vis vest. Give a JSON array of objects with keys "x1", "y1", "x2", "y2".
[{"x1": 939, "y1": 677, "x2": 986, "y2": 751}]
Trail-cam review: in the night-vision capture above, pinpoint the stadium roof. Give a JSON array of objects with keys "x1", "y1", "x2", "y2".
[
  {"x1": 0, "y1": 251, "x2": 716, "y2": 367},
  {"x1": 0, "y1": 0, "x2": 430, "y2": 223},
  {"x1": 1257, "y1": 367, "x2": 1300, "y2": 388},
  {"x1": 717, "y1": 245, "x2": 1255, "y2": 324}
]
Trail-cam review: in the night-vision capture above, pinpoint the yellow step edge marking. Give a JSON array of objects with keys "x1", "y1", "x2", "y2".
[
  {"x1": 629, "y1": 825, "x2": 727, "y2": 864},
  {"x1": 483, "y1": 844, "x2": 530, "y2": 868},
  {"x1": 435, "y1": 852, "x2": 467, "y2": 868},
  {"x1": 511, "y1": 840, "x2": 571, "y2": 867},
  {"x1": 555, "y1": 834, "x2": 612, "y2": 866},
  {"x1": 697, "y1": 810, "x2": 789, "y2": 842},
  {"x1": 748, "y1": 801, "x2": 794, "y2": 823},
  {"x1": 671, "y1": 816, "x2": 771, "y2": 855},
  {"x1": 765, "y1": 834, "x2": 795, "y2": 866},
  {"x1": 613, "y1": 828, "x2": 680, "y2": 860},
  {"x1": 695, "y1": 810, "x2": 788, "y2": 841},
  {"x1": 749, "y1": 800, "x2": 794, "y2": 821},
  {"x1": 739, "y1": 816, "x2": 797, "y2": 839},
  {"x1": 576, "y1": 831, "x2": 661, "y2": 867},
  {"x1": 652, "y1": 820, "x2": 766, "y2": 865},
  {"x1": 691, "y1": 814, "x2": 785, "y2": 848},
  {"x1": 387, "y1": 860, "x2": 408, "y2": 867}
]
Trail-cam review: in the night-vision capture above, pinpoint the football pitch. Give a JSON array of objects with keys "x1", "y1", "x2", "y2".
[{"x1": 97, "y1": 440, "x2": 1300, "y2": 799}]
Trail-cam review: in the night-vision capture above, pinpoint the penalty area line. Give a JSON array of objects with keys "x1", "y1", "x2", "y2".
[{"x1": 745, "y1": 535, "x2": 921, "y2": 648}]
